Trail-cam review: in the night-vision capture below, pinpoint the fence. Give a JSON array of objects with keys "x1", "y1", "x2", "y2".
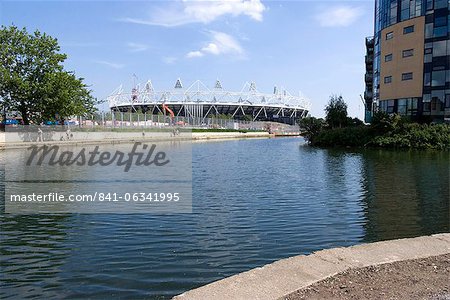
[{"x1": 73, "y1": 112, "x2": 299, "y2": 133}]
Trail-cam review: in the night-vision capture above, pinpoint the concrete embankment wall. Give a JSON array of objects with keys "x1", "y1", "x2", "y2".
[
  {"x1": 174, "y1": 233, "x2": 450, "y2": 300},
  {"x1": 0, "y1": 131, "x2": 271, "y2": 150}
]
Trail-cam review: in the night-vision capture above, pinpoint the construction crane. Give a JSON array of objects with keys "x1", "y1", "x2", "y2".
[{"x1": 162, "y1": 103, "x2": 175, "y2": 119}]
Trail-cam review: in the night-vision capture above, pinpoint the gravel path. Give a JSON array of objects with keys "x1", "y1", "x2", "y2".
[{"x1": 285, "y1": 254, "x2": 450, "y2": 300}]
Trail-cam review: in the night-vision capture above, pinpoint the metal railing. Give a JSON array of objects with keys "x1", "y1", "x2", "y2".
[{"x1": 72, "y1": 112, "x2": 300, "y2": 133}]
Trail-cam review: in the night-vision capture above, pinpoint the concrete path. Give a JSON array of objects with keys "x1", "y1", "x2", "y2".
[
  {"x1": 174, "y1": 233, "x2": 450, "y2": 300},
  {"x1": 0, "y1": 131, "x2": 271, "y2": 150}
]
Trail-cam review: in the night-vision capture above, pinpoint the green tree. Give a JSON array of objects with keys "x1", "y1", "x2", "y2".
[
  {"x1": 298, "y1": 116, "x2": 324, "y2": 143},
  {"x1": 346, "y1": 117, "x2": 364, "y2": 127},
  {"x1": 370, "y1": 111, "x2": 403, "y2": 134},
  {"x1": 325, "y1": 95, "x2": 348, "y2": 129},
  {"x1": 41, "y1": 71, "x2": 95, "y2": 123},
  {"x1": 0, "y1": 25, "x2": 96, "y2": 124}
]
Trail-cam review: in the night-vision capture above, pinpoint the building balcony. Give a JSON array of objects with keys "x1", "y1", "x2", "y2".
[
  {"x1": 365, "y1": 36, "x2": 374, "y2": 48},
  {"x1": 364, "y1": 90, "x2": 373, "y2": 100},
  {"x1": 365, "y1": 55, "x2": 374, "y2": 65},
  {"x1": 365, "y1": 73, "x2": 373, "y2": 83}
]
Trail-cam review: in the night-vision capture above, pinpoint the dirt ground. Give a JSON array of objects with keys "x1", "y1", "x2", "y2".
[{"x1": 285, "y1": 254, "x2": 450, "y2": 300}]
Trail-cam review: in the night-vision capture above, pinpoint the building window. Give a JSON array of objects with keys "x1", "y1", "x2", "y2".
[
  {"x1": 435, "y1": 16, "x2": 447, "y2": 27},
  {"x1": 385, "y1": 54, "x2": 393, "y2": 61},
  {"x1": 431, "y1": 70, "x2": 446, "y2": 86},
  {"x1": 386, "y1": 31, "x2": 394, "y2": 40},
  {"x1": 434, "y1": 0, "x2": 447, "y2": 9},
  {"x1": 431, "y1": 98, "x2": 438, "y2": 110},
  {"x1": 433, "y1": 66, "x2": 445, "y2": 71},
  {"x1": 384, "y1": 76, "x2": 392, "y2": 84},
  {"x1": 379, "y1": 100, "x2": 388, "y2": 112},
  {"x1": 402, "y1": 49, "x2": 414, "y2": 57},
  {"x1": 390, "y1": 2, "x2": 398, "y2": 25},
  {"x1": 424, "y1": 73, "x2": 431, "y2": 86},
  {"x1": 401, "y1": 9, "x2": 409, "y2": 21},
  {"x1": 387, "y1": 100, "x2": 395, "y2": 113},
  {"x1": 408, "y1": 98, "x2": 418, "y2": 113},
  {"x1": 398, "y1": 99, "x2": 407, "y2": 114},
  {"x1": 434, "y1": 27, "x2": 447, "y2": 38},
  {"x1": 402, "y1": 72, "x2": 413, "y2": 81},
  {"x1": 433, "y1": 41, "x2": 447, "y2": 57},
  {"x1": 403, "y1": 25, "x2": 414, "y2": 34},
  {"x1": 445, "y1": 95, "x2": 450, "y2": 108},
  {"x1": 425, "y1": 23, "x2": 433, "y2": 38}
]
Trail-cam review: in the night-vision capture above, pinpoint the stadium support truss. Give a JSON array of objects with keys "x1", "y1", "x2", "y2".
[{"x1": 107, "y1": 79, "x2": 311, "y2": 124}]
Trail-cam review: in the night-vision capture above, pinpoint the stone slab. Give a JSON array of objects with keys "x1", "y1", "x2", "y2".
[{"x1": 174, "y1": 233, "x2": 450, "y2": 300}]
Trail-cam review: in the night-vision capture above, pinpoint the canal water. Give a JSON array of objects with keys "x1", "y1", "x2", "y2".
[{"x1": 0, "y1": 137, "x2": 449, "y2": 299}]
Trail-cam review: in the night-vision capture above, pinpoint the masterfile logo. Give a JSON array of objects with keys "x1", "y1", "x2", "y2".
[{"x1": 26, "y1": 142, "x2": 170, "y2": 172}]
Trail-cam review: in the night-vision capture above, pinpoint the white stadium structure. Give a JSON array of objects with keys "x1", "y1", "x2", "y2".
[{"x1": 107, "y1": 79, "x2": 311, "y2": 124}]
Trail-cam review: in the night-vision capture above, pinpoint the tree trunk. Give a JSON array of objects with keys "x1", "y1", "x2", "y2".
[{"x1": 20, "y1": 102, "x2": 29, "y2": 125}]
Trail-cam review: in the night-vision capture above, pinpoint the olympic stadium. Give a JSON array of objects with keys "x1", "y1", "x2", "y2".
[{"x1": 107, "y1": 79, "x2": 311, "y2": 125}]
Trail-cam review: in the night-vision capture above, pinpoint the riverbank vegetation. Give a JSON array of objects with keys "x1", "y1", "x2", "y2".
[{"x1": 299, "y1": 95, "x2": 450, "y2": 150}]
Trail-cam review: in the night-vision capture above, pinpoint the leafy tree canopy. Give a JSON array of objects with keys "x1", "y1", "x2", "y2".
[
  {"x1": 0, "y1": 25, "x2": 96, "y2": 124},
  {"x1": 299, "y1": 116, "x2": 324, "y2": 143},
  {"x1": 325, "y1": 95, "x2": 348, "y2": 129}
]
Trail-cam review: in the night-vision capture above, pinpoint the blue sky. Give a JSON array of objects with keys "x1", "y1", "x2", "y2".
[{"x1": 1, "y1": 0, "x2": 374, "y2": 118}]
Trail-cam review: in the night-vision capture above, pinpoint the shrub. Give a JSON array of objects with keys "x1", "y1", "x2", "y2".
[
  {"x1": 298, "y1": 117, "x2": 324, "y2": 143},
  {"x1": 312, "y1": 125, "x2": 372, "y2": 147},
  {"x1": 369, "y1": 123, "x2": 450, "y2": 150}
]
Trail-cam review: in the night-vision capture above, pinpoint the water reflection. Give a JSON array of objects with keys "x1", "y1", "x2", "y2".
[
  {"x1": 0, "y1": 138, "x2": 448, "y2": 299},
  {"x1": 360, "y1": 150, "x2": 449, "y2": 242},
  {"x1": 0, "y1": 214, "x2": 70, "y2": 299}
]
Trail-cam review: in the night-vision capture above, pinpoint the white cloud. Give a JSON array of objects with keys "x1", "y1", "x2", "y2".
[
  {"x1": 184, "y1": 0, "x2": 265, "y2": 22},
  {"x1": 127, "y1": 42, "x2": 149, "y2": 52},
  {"x1": 202, "y1": 43, "x2": 220, "y2": 55},
  {"x1": 121, "y1": 0, "x2": 266, "y2": 27},
  {"x1": 186, "y1": 51, "x2": 204, "y2": 58},
  {"x1": 315, "y1": 6, "x2": 363, "y2": 27},
  {"x1": 94, "y1": 60, "x2": 125, "y2": 69},
  {"x1": 186, "y1": 31, "x2": 244, "y2": 58},
  {"x1": 163, "y1": 56, "x2": 178, "y2": 64}
]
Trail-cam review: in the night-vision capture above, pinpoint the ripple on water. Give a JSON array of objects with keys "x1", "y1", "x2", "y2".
[{"x1": 0, "y1": 138, "x2": 449, "y2": 299}]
